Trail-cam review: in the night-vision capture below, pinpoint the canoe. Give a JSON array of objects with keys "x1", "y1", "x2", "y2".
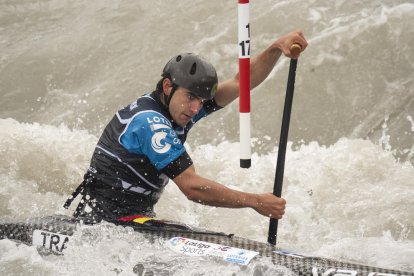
[{"x1": 0, "y1": 215, "x2": 412, "y2": 276}]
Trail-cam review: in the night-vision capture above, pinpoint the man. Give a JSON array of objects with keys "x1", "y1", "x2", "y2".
[{"x1": 64, "y1": 31, "x2": 308, "y2": 223}]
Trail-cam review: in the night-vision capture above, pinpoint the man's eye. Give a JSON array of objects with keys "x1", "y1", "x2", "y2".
[
  {"x1": 187, "y1": 93, "x2": 205, "y2": 103},
  {"x1": 187, "y1": 93, "x2": 195, "y2": 100}
]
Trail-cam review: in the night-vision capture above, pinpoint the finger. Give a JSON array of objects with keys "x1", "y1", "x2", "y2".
[
  {"x1": 298, "y1": 38, "x2": 308, "y2": 51},
  {"x1": 292, "y1": 32, "x2": 308, "y2": 53},
  {"x1": 296, "y1": 30, "x2": 306, "y2": 40},
  {"x1": 275, "y1": 214, "x2": 283, "y2": 219}
]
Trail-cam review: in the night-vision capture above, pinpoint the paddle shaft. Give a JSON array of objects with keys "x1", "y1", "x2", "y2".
[{"x1": 268, "y1": 46, "x2": 300, "y2": 245}]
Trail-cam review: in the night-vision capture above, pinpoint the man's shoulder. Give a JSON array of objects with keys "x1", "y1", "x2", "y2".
[
  {"x1": 127, "y1": 93, "x2": 160, "y2": 113},
  {"x1": 117, "y1": 92, "x2": 167, "y2": 123}
]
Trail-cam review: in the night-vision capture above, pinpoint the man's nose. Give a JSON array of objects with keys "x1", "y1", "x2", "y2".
[{"x1": 189, "y1": 99, "x2": 202, "y2": 113}]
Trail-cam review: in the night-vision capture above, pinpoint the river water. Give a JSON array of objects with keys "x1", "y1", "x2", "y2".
[{"x1": 0, "y1": 0, "x2": 413, "y2": 275}]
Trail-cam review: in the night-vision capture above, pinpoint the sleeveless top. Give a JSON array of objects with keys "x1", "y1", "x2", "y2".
[{"x1": 64, "y1": 91, "x2": 222, "y2": 222}]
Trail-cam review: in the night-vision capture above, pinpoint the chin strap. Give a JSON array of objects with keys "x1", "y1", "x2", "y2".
[{"x1": 163, "y1": 83, "x2": 178, "y2": 107}]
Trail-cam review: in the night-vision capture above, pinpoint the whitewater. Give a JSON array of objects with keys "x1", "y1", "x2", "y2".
[{"x1": 1, "y1": 0, "x2": 413, "y2": 275}]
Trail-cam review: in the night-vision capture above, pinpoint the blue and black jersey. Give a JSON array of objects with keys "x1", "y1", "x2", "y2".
[{"x1": 66, "y1": 91, "x2": 222, "y2": 222}]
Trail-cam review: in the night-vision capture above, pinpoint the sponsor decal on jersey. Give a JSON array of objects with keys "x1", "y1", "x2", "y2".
[
  {"x1": 151, "y1": 131, "x2": 171, "y2": 153},
  {"x1": 147, "y1": 116, "x2": 181, "y2": 154},
  {"x1": 147, "y1": 116, "x2": 172, "y2": 128},
  {"x1": 129, "y1": 101, "x2": 138, "y2": 110}
]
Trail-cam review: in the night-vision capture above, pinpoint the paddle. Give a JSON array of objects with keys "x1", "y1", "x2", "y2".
[{"x1": 268, "y1": 44, "x2": 302, "y2": 245}]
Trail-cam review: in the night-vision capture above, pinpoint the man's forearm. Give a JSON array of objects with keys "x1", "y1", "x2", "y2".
[
  {"x1": 173, "y1": 165, "x2": 286, "y2": 218},
  {"x1": 250, "y1": 43, "x2": 282, "y2": 89},
  {"x1": 176, "y1": 175, "x2": 258, "y2": 209}
]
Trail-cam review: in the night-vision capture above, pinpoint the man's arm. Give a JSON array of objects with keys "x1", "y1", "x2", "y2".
[
  {"x1": 214, "y1": 30, "x2": 308, "y2": 107},
  {"x1": 172, "y1": 165, "x2": 286, "y2": 219}
]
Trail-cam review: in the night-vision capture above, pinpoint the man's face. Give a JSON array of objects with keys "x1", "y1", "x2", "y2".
[{"x1": 168, "y1": 87, "x2": 204, "y2": 127}]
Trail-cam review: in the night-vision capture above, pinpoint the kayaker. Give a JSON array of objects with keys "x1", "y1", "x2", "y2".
[{"x1": 64, "y1": 31, "x2": 308, "y2": 223}]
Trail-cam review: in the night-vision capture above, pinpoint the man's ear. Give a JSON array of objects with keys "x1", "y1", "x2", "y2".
[{"x1": 162, "y1": 78, "x2": 173, "y2": 96}]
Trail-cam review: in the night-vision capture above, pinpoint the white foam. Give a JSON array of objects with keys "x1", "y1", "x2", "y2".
[
  {"x1": 157, "y1": 138, "x2": 414, "y2": 270},
  {"x1": 0, "y1": 118, "x2": 97, "y2": 218}
]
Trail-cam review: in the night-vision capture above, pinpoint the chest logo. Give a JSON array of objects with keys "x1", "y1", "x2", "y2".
[{"x1": 151, "y1": 132, "x2": 171, "y2": 154}]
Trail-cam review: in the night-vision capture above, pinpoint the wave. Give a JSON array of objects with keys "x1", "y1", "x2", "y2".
[{"x1": 1, "y1": 118, "x2": 412, "y2": 271}]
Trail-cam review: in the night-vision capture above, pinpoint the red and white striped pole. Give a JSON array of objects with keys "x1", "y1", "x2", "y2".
[{"x1": 238, "y1": 0, "x2": 251, "y2": 168}]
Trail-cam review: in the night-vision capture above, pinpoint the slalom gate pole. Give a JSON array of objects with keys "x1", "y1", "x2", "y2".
[
  {"x1": 238, "y1": 0, "x2": 251, "y2": 168},
  {"x1": 268, "y1": 44, "x2": 302, "y2": 245}
]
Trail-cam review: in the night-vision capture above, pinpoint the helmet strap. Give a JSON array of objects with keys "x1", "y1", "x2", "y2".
[{"x1": 165, "y1": 83, "x2": 178, "y2": 107}]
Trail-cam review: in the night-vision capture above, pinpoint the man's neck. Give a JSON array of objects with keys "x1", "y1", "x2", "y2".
[{"x1": 153, "y1": 90, "x2": 170, "y2": 114}]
